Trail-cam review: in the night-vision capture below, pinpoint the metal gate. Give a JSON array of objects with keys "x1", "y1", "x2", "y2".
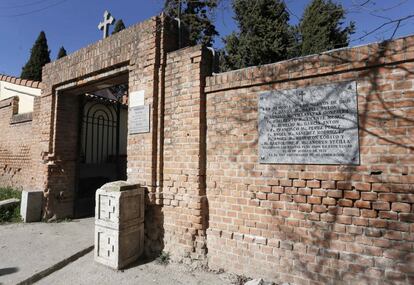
[
  {"x1": 76, "y1": 94, "x2": 125, "y2": 217},
  {"x1": 81, "y1": 97, "x2": 120, "y2": 166}
]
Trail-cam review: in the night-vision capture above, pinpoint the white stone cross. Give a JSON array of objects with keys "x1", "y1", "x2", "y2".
[{"x1": 98, "y1": 10, "x2": 115, "y2": 39}]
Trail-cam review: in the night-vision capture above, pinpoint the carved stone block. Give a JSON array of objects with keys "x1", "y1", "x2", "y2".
[
  {"x1": 94, "y1": 223, "x2": 144, "y2": 269},
  {"x1": 94, "y1": 181, "x2": 145, "y2": 269}
]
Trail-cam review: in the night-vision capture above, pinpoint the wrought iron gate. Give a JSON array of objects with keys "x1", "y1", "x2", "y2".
[
  {"x1": 76, "y1": 95, "x2": 124, "y2": 217},
  {"x1": 81, "y1": 98, "x2": 120, "y2": 165}
]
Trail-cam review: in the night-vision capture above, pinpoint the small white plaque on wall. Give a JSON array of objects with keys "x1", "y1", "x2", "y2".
[
  {"x1": 128, "y1": 105, "x2": 150, "y2": 134},
  {"x1": 129, "y1": 90, "x2": 145, "y2": 107}
]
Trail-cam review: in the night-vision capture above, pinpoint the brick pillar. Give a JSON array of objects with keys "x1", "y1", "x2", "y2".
[
  {"x1": 163, "y1": 45, "x2": 213, "y2": 261},
  {"x1": 30, "y1": 86, "x2": 55, "y2": 218},
  {"x1": 43, "y1": 92, "x2": 80, "y2": 219}
]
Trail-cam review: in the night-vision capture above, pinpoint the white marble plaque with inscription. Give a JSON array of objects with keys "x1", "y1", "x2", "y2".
[
  {"x1": 259, "y1": 81, "x2": 360, "y2": 165},
  {"x1": 128, "y1": 105, "x2": 150, "y2": 134}
]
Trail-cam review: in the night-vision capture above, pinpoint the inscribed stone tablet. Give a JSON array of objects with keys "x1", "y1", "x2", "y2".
[
  {"x1": 129, "y1": 105, "x2": 150, "y2": 134},
  {"x1": 259, "y1": 81, "x2": 360, "y2": 165}
]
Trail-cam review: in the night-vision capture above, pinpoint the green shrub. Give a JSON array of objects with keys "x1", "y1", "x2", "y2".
[{"x1": 0, "y1": 188, "x2": 22, "y2": 224}]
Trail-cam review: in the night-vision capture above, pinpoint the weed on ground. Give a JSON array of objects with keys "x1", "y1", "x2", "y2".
[{"x1": 156, "y1": 251, "x2": 171, "y2": 265}]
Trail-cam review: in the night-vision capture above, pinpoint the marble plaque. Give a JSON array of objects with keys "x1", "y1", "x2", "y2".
[
  {"x1": 129, "y1": 105, "x2": 150, "y2": 134},
  {"x1": 129, "y1": 90, "x2": 145, "y2": 107},
  {"x1": 259, "y1": 81, "x2": 360, "y2": 165}
]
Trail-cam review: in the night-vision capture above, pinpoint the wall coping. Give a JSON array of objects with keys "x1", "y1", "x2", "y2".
[
  {"x1": 206, "y1": 34, "x2": 414, "y2": 93},
  {"x1": 40, "y1": 14, "x2": 167, "y2": 96},
  {"x1": 0, "y1": 74, "x2": 43, "y2": 89},
  {"x1": 42, "y1": 14, "x2": 160, "y2": 78},
  {"x1": 10, "y1": 112, "x2": 33, "y2": 124}
]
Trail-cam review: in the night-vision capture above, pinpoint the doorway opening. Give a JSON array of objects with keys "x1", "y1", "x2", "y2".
[{"x1": 75, "y1": 83, "x2": 128, "y2": 217}]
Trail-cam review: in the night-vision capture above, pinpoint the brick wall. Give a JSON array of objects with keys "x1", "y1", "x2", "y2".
[
  {"x1": 43, "y1": 93, "x2": 80, "y2": 218},
  {"x1": 0, "y1": 97, "x2": 35, "y2": 190},
  {"x1": 205, "y1": 38, "x2": 414, "y2": 284},
  {"x1": 39, "y1": 16, "x2": 178, "y2": 219},
  {"x1": 162, "y1": 46, "x2": 212, "y2": 261},
  {"x1": 37, "y1": 15, "x2": 184, "y2": 258},
  {"x1": 1, "y1": 14, "x2": 413, "y2": 283}
]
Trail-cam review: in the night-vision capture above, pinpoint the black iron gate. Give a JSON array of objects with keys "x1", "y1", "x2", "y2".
[
  {"x1": 75, "y1": 94, "x2": 125, "y2": 217},
  {"x1": 82, "y1": 98, "x2": 119, "y2": 165}
]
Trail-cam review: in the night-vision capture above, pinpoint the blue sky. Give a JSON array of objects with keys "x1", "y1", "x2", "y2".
[{"x1": 0, "y1": 0, "x2": 413, "y2": 77}]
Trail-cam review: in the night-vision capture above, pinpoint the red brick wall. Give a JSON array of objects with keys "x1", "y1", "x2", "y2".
[
  {"x1": 162, "y1": 46, "x2": 212, "y2": 261},
  {"x1": 37, "y1": 15, "x2": 186, "y2": 259},
  {"x1": 39, "y1": 16, "x2": 178, "y2": 219},
  {"x1": 2, "y1": 15, "x2": 413, "y2": 282},
  {"x1": 0, "y1": 97, "x2": 35, "y2": 190},
  {"x1": 205, "y1": 38, "x2": 414, "y2": 284},
  {"x1": 43, "y1": 93, "x2": 80, "y2": 217}
]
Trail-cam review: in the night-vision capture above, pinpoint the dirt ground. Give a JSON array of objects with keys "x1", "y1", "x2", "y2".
[
  {"x1": 36, "y1": 252, "x2": 245, "y2": 285},
  {"x1": 0, "y1": 218, "x2": 94, "y2": 285},
  {"x1": 0, "y1": 219, "x2": 275, "y2": 285}
]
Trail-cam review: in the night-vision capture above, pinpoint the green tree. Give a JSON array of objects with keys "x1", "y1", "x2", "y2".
[
  {"x1": 222, "y1": 0, "x2": 297, "y2": 71},
  {"x1": 112, "y1": 19, "x2": 126, "y2": 34},
  {"x1": 164, "y1": 0, "x2": 218, "y2": 46},
  {"x1": 21, "y1": 31, "x2": 51, "y2": 81},
  {"x1": 299, "y1": 0, "x2": 355, "y2": 56},
  {"x1": 57, "y1": 46, "x2": 67, "y2": 59}
]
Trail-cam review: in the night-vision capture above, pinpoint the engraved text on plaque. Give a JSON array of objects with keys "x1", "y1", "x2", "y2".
[{"x1": 259, "y1": 82, "x2": 360, "y2": 164}]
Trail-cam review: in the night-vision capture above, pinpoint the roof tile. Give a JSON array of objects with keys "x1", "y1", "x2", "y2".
[{"x1": 0, "y1": 73, "x2": 42, "y2": 89}]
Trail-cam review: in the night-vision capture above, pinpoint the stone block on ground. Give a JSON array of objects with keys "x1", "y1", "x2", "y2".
[
  {"x1": 245, "y1": 279, "x2": 264, "y2": 285},
  {"x1": 95, "y1": 181, "x2": 145, "y2": 230},
  {"x1": 94, "y1": 181, "x2": 145, "y2": 269},
  {"x1": 0, "y1": 198, "x2": 20, "y2": 209},
  {"x1": 20, "y1": 190, "x2": 43, "y2": 222},
  {"x1": 95, "y1": 223, "x2": 144, "y2": 269}
]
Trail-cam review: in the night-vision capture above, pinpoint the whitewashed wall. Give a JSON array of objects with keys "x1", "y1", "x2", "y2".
[{"x1": 0, "y1": 81, "x2": 41, "y2": 113}]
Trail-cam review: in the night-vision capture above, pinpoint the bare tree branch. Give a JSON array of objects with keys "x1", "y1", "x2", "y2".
[{"x1": 353, "y1": 14, "x2": 414, "y2": 42}]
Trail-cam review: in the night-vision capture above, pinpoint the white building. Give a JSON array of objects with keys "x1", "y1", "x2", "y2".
[{"x1": 0, "y1": 75, "x2": 42, "y2": 113}]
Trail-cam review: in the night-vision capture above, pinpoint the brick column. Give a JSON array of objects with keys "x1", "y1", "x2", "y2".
[{"x1": 163, "y1": 46, "x2": 212, "y2": 261}]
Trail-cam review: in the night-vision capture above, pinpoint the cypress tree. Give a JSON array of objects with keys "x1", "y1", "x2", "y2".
[
  {"x1": 299, "y1": 0, "x2": 355, "y2": 56},
  {"x1": 57, "y1": 46, "x2": 67, "y2": 59},
  {"x1": 112, "y1": 19, "x2": 126, "y2": 34},
  {"x1": 222, "y1": 0, "x2": 297, "y2": 71},
  {"x1": 21, "y1": 31, "x2": 51, "y2": 81},
  {"x1": 164, "y1": 0, "x2": 218, "y2": 46}
]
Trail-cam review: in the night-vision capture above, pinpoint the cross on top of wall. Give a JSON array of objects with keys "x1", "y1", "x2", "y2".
[{"x1": 98, "y1": 10, "x2": 115, "y2": 39}]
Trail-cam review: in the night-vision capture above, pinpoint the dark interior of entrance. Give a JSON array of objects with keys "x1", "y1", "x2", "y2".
[
  {"x1": 76, "y1": 90, "x2": 128, "y2": 217},
  {"x1": 63, "y1": 76, "x2": 129, "y2": 218}
]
